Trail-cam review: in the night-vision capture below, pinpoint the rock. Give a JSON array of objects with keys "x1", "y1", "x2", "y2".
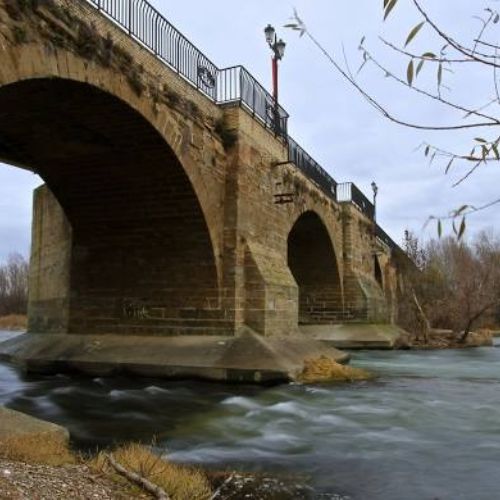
[
  {"x1": 0, "y1": 407, "x2": 69, "y2": 444},
  {"x1": 0, "y1": 407, "x2": 72, "y2": 465}
]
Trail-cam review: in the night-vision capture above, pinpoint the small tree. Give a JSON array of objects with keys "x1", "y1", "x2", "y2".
[
  {"x1": 0, "y1": 253, "x2": 29, "y2": 316},
  {"x1": 418, "y1": 234, "x2": 500, "y2": 341},
  {"x1": 398, "y1": 230, "x2": 431, "y2": 341}
]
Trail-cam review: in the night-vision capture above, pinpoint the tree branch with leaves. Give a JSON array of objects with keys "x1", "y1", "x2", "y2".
[{"x1": 285, "y1": 1, "x2": 500, "y2": 236}]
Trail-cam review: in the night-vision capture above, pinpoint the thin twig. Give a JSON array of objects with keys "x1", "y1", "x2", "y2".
[
  {"x1": 380, "y1": 37, "x2": 473, "y2": 64},
  {"x1": 432, "y1": 197, "x2": 500, "y2": 221},
  {"x1": 452, "y1": 159, "x2": 483, "y2": 187},
  {"x1": 210, "y1": 473, "x2": 236, "y2": 500},
  {"x1": 472, "y1": 11, "x2": 495, "y2": 55},
  {"x1": 412, "y1": 0, "x2": 500, "y2": 67},
  {"x1": 106, "y1": 453, "x2": 170, "y2": 500},
  {"x1": 304, "y1": 31, "x2": 499, "y2": 131},
  {"x1": 362, "y1": 47, "x2": 500, "y2": 124}
]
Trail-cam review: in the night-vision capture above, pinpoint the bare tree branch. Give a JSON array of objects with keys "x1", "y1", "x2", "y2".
[
  {"x1": 304, "y1": 30, "x2": 500, "y2": 131},
  {"x1": 361, "y1": 46, "x2": 500, "y2": 124},
  {"x1": 412, "y1": 0, "x2": 500, "y2": 67}
]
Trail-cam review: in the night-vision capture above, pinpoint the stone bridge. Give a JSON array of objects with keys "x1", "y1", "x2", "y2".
[{"x1": 0, "y1": 0, "x2": 408, "y2": 382}]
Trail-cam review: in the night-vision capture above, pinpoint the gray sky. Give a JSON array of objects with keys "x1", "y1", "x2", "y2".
[{"x1": 1, "y1": 0, "x2": 498, "y2": 261}]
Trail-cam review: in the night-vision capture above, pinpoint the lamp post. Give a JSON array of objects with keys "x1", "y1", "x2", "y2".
[
  {"x1": 371, "y1": 181, "x2": 379, "y2": 246},
  {"x1": 264, "y1": 24, "x2": 286, "y2": 134},
  {"x1": 371, "y1": 181, "x2": 378, "y2": 222}
]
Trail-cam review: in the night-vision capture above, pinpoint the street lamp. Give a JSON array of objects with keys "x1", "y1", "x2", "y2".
[
  {"x1": 371, "y1": 181, "x2": 378, "y2": 222},
  {"x1": 264, "y1": 24, "x2": 286, "y2": 134},
  {"x1": 371, "y1": 181, "x2": 379, "y2": 248}
]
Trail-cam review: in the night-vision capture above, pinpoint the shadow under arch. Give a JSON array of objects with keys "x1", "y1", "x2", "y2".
[
  {"x1": 287, "y1": 211, "x2": 343, "y2": 325},
  {"x1": 0, "y1": 77, "x2": 222, "y2": 335},
  {"x1": 374, "y1": 255, "x2": 383, "y2": 289}
]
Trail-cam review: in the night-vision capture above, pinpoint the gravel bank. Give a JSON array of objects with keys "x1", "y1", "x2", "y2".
[{"x1": 0, "y1": 461, "x2": 147, "y2": 499}]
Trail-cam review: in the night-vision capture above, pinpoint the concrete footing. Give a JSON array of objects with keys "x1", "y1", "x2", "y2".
[
  {"x1": 0, "y1": 330, "x2": 349, "y2": 384},
  {"x1": 301, "y1": 323, "x2": 409, "y2": 349},
  {"x1": 0, "y1": 406, "x2": 69, "y2": 444}
]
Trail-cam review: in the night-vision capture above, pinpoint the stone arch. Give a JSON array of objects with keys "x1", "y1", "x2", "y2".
[
  {"x1": 0, "y1": 77, "x2": 223, "y2": 335},
  {"x1": 287, "y1": 211, "x2": 343, "y2": 324}
]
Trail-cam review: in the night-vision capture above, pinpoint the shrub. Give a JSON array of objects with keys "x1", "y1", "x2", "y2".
[{"x1": 92, "y1": 443, "x2": 212, "y2": 500}]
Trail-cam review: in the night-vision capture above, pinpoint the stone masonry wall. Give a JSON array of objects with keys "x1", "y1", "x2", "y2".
[{"x1": 28, "y1": 185, "x2": 72, "y2": 333}]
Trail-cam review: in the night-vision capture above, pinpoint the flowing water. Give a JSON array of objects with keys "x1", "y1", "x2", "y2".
[{"x1": 1, "y1": 330, "x2": 499, "y2": 499}]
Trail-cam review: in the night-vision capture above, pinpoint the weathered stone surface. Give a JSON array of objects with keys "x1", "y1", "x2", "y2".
[{"x1": 0, "y1": 406, "x2": 69, "y2": 444}]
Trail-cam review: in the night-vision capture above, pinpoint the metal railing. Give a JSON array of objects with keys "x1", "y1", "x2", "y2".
[
  {"x1": 337, "y1": 182, "x2": 375, "y2": 220},
  {"x1": 376, "y1": 225, "x2": 399, "y2": 251},
  {"x1": 85, "y1": 0, "x2": 288, "y2": 134},
  {"x1": 218, "y1": 66, "x2": 289, "y2": 136},
  {"x1": 87, "y1": 0, "x2": 220, "y2": 99},
  {"x1": 288, "y1": 138, "x2": 337, "y2": 199},
  {"x1": 337, "y1": 183, "x2": 399, "y2": 250}
]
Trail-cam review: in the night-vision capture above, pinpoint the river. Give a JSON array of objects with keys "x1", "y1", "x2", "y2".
[{"x1": 1, "y1": 330, "x2": 499, "y2": 499}]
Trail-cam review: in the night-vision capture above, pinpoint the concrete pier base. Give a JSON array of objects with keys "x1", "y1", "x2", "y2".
[
  {"x1": 301, "y1": 323, "x2": 409, "y2": 349},
  {"x1": 0, "y1": 330, "x2": 349, "y2": 384}
]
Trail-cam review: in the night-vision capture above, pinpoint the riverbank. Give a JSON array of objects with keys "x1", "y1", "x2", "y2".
[
  {"x1": 409, "y1": 328, "x2": 494, "y2": 349},
  {"x1": 0, "y1": 435, "x2": 317, "y2": 499},
  {"x1": 0, "y1": 315, "x2": 27, "y2": 331},
  {"x1": 1, "y1": 333, "x2": 499, "y2": 499}
]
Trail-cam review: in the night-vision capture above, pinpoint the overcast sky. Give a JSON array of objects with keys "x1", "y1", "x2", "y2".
[{"x1": 1, "y1": 0, "x2": 498, "y2": 261}]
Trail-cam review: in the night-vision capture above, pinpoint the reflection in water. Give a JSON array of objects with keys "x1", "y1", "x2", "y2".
[{"x1": 1, "y1": 331, "x2": 499, "y2": 500}]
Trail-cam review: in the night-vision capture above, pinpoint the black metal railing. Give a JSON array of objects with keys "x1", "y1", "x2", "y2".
[
  {"x1": 218, "y1": 66, "x2": 289, "y2": 136},
  {"x1": 85, "y1": 0, "x2": 288, "y2": 134},
  {"x1": 337, "y1": 182, "x2": 375, "y2": 219},
  {"x1": 87, "y1": 0, "x2": 220, "y2": 99},
  {"x1": 337, "y1": 183, "x2": 399, "y2": 250},
  {"x1": 376, "y1": 225, "x2": 399, "y2": 251},
  {"x1": 288, "y1": 138, "x2": 337, "y2": 199}
]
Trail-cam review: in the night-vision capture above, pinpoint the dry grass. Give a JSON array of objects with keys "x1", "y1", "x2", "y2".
[
  {"x1": 92, "y1": 443, "x2": 212, "y2": 500},
  {"x1": 298, "y1": 356, "x2": 374, "y2": 383},
  {"x1": 0, "y1": 314, "x2": 27, "y2": 331},
  {"x1": 0, "y1": 435, "x2": 213, "y2": 498},
  {"x1": 0, "y1": 433, "x2": 77, "y2": 466}
]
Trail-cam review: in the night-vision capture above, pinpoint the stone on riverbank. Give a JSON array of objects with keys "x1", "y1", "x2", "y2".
[{"x1": 0, "y1": 406, "x2": 72, "y2": 466}]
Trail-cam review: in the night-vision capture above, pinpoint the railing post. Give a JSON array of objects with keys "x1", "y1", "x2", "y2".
[
  {"x1": 252, "y1": 78, "x2": 256, "y2": 118},
  {"x1": 176, "y1": 35, "x2": 180, "y2": 74},
  {"x1": 196, "y1": 53, "x2": 200, "y2": 89},
  {"x1": 128, "y1": 0, "x2": 132, "y2": 35},
  {"x1": 239, "y1": 67, "x2": 244, "y2": 104},
  {"x1": 153, "y1": 12, "x2": 158, "y2": 55}
]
